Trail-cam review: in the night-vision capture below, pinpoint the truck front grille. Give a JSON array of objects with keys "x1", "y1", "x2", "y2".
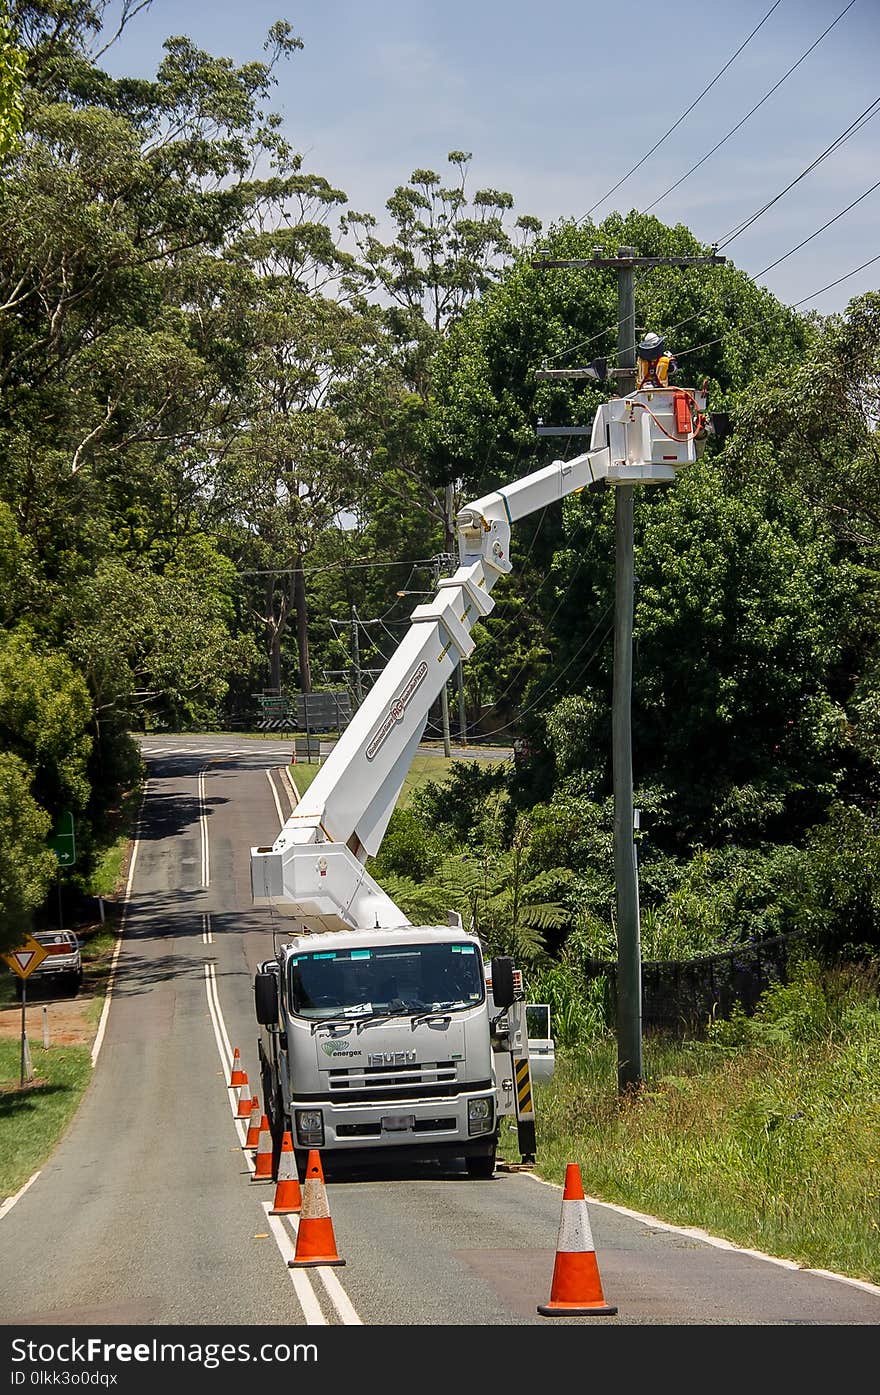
[
  {"x1": 327, "y1": 1061, "x2": 462, "y2": 1102},
  {"x1": 336, "y1": 1118, "x2": 457, "y2": 1138}
]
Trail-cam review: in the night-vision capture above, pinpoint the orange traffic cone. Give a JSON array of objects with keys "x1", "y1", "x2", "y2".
[
  {"x1": 228, "y1": 1047, "x2": 247, "y2": 1089},
  {"x1": 537, "y1": 1163, "x2": 617, "y2": 1317},
  {"x1": 243, "y1": 1097, "x2": 262, "y2": 1148},
  {"x1": 269, "y1": 1132, "x2": 302, "y2": 1214},
  {"x1": 287, "y1": 1150, "x2": 345, "y2": 1267},
  {"x1": 251, "y1": 1115, "x2": 275, "y2": 1183},
  {"x1": 235, "y1": 1075, "x2": 252, "y2": 1118}
]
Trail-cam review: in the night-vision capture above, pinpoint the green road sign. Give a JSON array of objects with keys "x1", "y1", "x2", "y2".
[
  {"x1": 256, "y1": 694, "x2": 293, "y2": 714},
  {"x1": 48, "y1": 810, "x2": 76, "y2": 867}
]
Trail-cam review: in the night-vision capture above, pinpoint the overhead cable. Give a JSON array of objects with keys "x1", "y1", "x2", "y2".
[
  {"x1": 669, "y1": 252, "x2": 880, "y2": 363},
  {"x1": 787, "y1": 252, "x2": 880, "y2": 307},
  {"x1": 578, "y1": 0, "x2": 784, "y2": 223},
  {"x1": 479, "y1": 607, "x2": 615, "y2": 737},
  {"x1": 755, "y1": 175, "x2": 880, "y2": 277},
  {"x1": 236, "y1": 556, "x2": 437, "y2": 577},
  {"x1": 640, "y1": 1, "x2": 857, "y2": 215},
  {"x1": 715, "y1": 93, "x2": 880, "y2": 250}
]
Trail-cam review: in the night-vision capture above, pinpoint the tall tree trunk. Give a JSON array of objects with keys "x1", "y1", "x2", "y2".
[
  {"x1": 265, "y1": 577, "x2": 287, "y2": 693},
  {"x1": 293, "y1": 556, "x2": 312, "y2": 693},
  {"x1": 269, "y1": 628, "x2": 282, "y2": 693}
]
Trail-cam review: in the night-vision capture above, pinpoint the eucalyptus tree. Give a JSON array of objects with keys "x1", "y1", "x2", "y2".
[
  {"x1": 219, "y1": 210, "x2": 381, "y2": 694},
  {"x1": 342, "y1": 152, "x2": 541, "y2": 554},
  {"x1": 0, "y1": 1, "x2": 317, "y2": 731}
]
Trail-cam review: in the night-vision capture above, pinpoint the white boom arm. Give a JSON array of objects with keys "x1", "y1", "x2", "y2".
[{"x1": 251, "y1": 385, "x2": 706, "y2": 929}]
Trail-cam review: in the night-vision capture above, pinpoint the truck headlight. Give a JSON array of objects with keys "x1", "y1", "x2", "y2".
[
  {"x1": 468, "y1": 1097, "x2": 494, "y2": 1135},
  {"x1": 295, "y1": 1109, "x2": 324, "y2": 1146}
]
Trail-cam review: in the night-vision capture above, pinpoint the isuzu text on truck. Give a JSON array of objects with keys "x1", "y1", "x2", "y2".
[{"x1": 251, "y1": 377, "x2": 713, "y2": 1175}]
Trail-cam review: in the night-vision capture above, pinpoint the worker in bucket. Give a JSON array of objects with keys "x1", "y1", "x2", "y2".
[{"x1": 636, "y1": 331, "x2": 678, "y2": 388}]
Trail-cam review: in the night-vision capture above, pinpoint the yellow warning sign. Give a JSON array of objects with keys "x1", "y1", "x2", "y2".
[{"x1": 1, "y1": 934, "x2": 49, "y2": 980}]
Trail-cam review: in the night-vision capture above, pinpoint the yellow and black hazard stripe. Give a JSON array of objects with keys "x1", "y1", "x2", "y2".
[
  {"x1": 514, "y1": 1056, "x2": 534, "y2": 1121},
  {"x1": 514, "y1": 1054, "x2": 537, "y2": 1162}
]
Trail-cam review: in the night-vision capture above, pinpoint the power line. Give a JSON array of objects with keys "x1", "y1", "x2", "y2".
[
  {"x1": 479, "y1": 606, "x2": 615, "y2": 738},
  {"x1": 640, "y1": 1, "x2": 857, "y2": 216},
  {"x1": 474, "y1": 540, "x2": 592, "y2": 722},
  {"x1": 788, "y1": 252, "x2": 880, "y2": 307},
  {"x1": 541, "y1": 319, "x2": 618, "y2": 368},
  {"x1": 578, "y1": 0, "x2": 783, "y2": 224},
  {"x1": 669, "y1": 252, "x2": 880, "y2": 364},
  {"x1": 715, "y1": 94, "x2": 880, "y2": 250},
  {"x1": 756, "y1": 175, "x2": 880, "y2": 278},
  {"x1": 235, "y1": 556, "x2": 436, "y2": 577}
]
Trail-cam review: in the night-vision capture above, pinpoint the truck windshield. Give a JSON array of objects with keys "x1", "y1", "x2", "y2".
[{"x1": 287, "y1": 942, "x2": 484, "y2": 1020}]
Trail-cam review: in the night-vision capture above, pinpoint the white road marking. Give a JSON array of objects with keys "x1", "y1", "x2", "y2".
[
  {"x1": 263, "y1": 1206, "x2": 327, "y2": 1325},
  {"x1": 204, "y1": 957, "x2": 363, "y2": 1324},
  {"x1": 521, "y1": 1170, "x2": 880, "y2": 1298},
  {"x1": 198, "y1": 770, "x2": 210, "y2": 888},
  {"x1": 5, "y1": 782, "x2": 148, "y2": 1217},
  {"x1": 205, "y1": 955, "x2": 233, "y2": 1070},
  {"x1": 265, "y1": 768, "x2": 285, "y2": 828},
  {"x1": 204, "y1": 963, "x2": 248, "y2": 1152},
  {"x1": 309, "y1": 1251, "x2": 363, "y2": 1324},
  {"x1": 201, "y1": 914, "x2": 213, "y2": 946},
  {"x1": 0, "y1": 1168, "x2": 41, "y2": 1221},
  {"x1": 91, "y1": 784, "x2": 148, "y2": 1068}
]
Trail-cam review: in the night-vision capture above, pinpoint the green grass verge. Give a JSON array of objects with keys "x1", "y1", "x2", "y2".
[
  {"x1": 0, "y1": 1040, "x2": 93, "y2": 1198},
  {"x1": 0, "y1": 782, "x2": 137, "y2": 1201},
  {"x1": 88, "y1": 782, "x2": 143, "y2": 899},
  {"x1": 502, "y1": 1018, "x2": 880, "y2": 1284}
]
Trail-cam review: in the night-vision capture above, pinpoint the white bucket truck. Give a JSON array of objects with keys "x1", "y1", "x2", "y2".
[{"x1": 251, "y1": 382, "x2": 710, "y2": 1175}]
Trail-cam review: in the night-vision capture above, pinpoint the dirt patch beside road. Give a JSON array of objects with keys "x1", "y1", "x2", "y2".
[{"x1": 0, "y1": 994, "x2": 98, "y2": 1048}]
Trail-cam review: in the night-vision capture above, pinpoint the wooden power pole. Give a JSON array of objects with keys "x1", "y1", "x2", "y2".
[{"x1": 533, "y1": 244, "x2": 724, "y2": 1093}]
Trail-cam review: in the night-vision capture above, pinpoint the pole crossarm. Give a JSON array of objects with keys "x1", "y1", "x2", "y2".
[
  {"x1": 534, "y1": 368, "x2": 634, "y2": 380},
  {"x1": 532, "y1": 255, "x2": 726, "y2": 268},
  {"x1": 535, "y1": 368, "x2": 603, "y2": 379}
]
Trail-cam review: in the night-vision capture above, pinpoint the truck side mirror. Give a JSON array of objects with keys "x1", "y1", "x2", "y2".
[
  {"x1": 490, "y1": 956, "x2": 515, "y2": 1009},
  {"x1": 254, "y1": 970, "x2": 278, "y2": 1026}
]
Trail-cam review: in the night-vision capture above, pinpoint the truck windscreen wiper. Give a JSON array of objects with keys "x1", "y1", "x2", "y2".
[
  {"x1": 308, "y1": 1007, "x2": 374, "y2": 1034},
  {"x1": 410, "y1": 1005, "x2": 455, "y2": 1027},
  {"x1": 354, "y1": 1002, "x2": 412, "y2": 1031}
]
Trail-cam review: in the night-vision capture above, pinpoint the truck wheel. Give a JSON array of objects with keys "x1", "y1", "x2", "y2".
[{"x1": 465, "y1": 1149, "x2": 496, "y2": 1179}]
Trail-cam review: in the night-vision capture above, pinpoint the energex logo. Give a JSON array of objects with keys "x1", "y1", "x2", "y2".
[{"x1": 320, "y1": 1041, "x2": 361, "y2": 1058}]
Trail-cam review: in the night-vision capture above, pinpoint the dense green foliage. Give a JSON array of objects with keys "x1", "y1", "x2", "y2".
[{"x1": 1, "y1": 1, "x2": 879, "y2": 983}]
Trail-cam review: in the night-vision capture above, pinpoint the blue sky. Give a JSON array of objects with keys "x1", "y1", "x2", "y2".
[{"x1": 104, "y1": 0, "x2": 880, "y2": 316}]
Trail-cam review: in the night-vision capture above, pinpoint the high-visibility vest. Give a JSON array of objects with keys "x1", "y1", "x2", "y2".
[{"x1": 637, "y1": 352, "x2": 675, "y2": 387}]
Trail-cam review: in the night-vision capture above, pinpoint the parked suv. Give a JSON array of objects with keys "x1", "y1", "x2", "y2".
[{"x1": 27, "y1": 930, "x2": 83, "y2": 994}]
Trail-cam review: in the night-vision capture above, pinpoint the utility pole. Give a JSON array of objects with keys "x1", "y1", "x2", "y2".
[
  {"x1": 349, "y1": 605, "x2": 364, "y2": 707},
  {"x1": 443, "y1": 483, "x2": 469, "y2": 746},
  {"x1": 533, "y1": 243, "x2": 724, "y2": 1094},
  {"x1": 612, "y1": 246, "x2": 641, "y2": 1094},
  {"x1": 431, "y1": 554, "x2": 453, "y2": 757}
]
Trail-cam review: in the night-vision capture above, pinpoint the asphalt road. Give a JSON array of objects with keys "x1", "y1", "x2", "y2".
[{"x1": 1, "y1": 737, "x2": 878, "y2": 1327}]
